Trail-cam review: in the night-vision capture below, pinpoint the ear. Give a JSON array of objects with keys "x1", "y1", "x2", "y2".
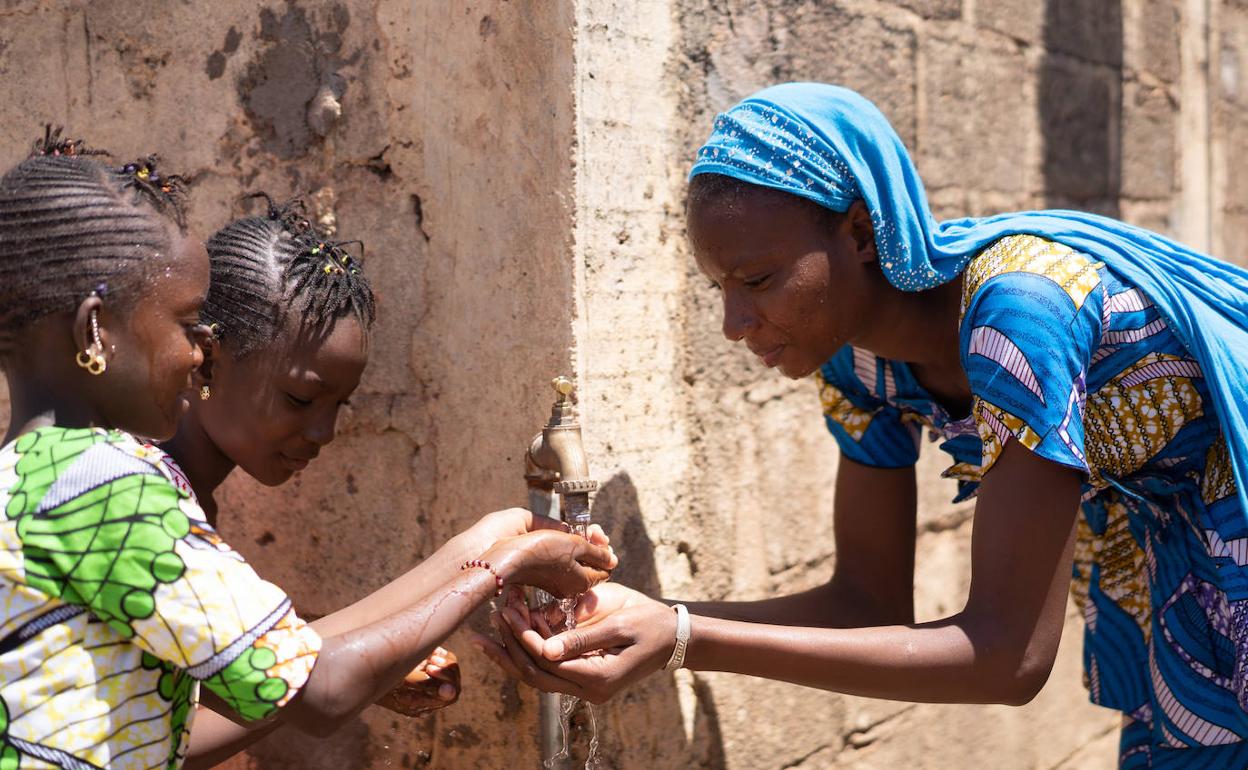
[
  {"x1": 72, "y1": 293, "x2": 105, "y2": 356},
  {"x1": 197, "y1": 334, "x2": 221, "y2": 385},
  {"x1": 845, "y1": 199, "x2": 878, "y2": 263}
]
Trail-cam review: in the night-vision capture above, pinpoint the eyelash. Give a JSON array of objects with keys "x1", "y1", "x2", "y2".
[
  {"x1": 285, "y1": 393, "x2": 312, "y2": 407},
  {"x1": 745, "y1": 274, "x2": 772, "y2": 289}
]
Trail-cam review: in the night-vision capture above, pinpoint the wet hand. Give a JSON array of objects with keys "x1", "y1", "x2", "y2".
[
  {"x1": 473, "y1": 583, "x2": 675, "y2": 704},
  {"x1": 483, "y1": 530, "x2": 617, "y2": 598},
  {"x1": 375, "y1": 646, "x2": 461, "y2": 717}
]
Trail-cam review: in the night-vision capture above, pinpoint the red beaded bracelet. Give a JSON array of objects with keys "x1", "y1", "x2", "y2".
[{"x1": 460, "y1": 559, "x2": 504, "y2": 596}]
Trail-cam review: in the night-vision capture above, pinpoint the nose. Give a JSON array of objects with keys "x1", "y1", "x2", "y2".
[
  {"x1": 720, "y1": 289, "x2": 759, "y2": 342},
  {"x1": 303, "y1": 404, "x2": 339, "y2": 448}
]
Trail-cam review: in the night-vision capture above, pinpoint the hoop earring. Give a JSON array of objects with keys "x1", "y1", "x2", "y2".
[{"x1": 75, "y1": 308, "x2": 107, "y2": 376}]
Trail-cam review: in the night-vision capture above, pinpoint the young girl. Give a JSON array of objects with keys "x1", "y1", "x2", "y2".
[
  {"x1": 486, "y1": 83, "x2": 1248, "y2": 767},
  {"x1": 0, "y1": 136, "x2": 614, "y2": 770},
  {"x1": 164, "y1": 199, "x2": 464, "y2": 764}
]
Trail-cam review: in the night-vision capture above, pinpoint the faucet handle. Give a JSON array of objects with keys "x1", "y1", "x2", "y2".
[{"x1": 551, "y1": 376, "x2": 575, "y2": 403}]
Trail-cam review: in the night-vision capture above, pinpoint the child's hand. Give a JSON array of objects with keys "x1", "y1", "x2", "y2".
[{"x1": 375, "y1": 646, "x2": 461, "y2": 717}]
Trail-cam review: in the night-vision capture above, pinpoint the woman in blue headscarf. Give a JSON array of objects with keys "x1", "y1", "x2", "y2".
[{"x1": 481, "y1": 83, "x2": 1248, "y2": 767}]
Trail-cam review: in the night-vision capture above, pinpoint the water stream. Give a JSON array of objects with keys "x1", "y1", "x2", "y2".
[{"x1": 543, "y1": 516, "x2": 601, "y2": 770}]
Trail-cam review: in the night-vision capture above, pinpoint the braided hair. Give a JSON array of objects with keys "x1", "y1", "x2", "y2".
[
  {"x1": 202, "y1": 195, "x2": 376, "y2": 357},
  {"x1": 0, "y1": 128, "x2": 188, "y2": 332}
]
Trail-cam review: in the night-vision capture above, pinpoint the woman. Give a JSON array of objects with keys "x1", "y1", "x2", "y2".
[{"x1": 482, "y1": 83, "x2": 1248, "y2": 767}]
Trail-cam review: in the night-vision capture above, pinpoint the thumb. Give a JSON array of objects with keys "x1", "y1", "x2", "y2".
[
  {"x1": 575, "y1": 539, "x2": 618, "y2": 571},
  {"x1": 542, "y1": 620, "x2": 628, "y2": 661}
]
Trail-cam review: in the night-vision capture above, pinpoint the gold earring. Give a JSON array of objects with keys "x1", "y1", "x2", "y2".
[
  {"x1": 75, "y1": 308, "x2": 107, "y2": 375},
  {"x1": 200, "y1": 385, "x2": 211, "y2": 401},
  {"x1": 75, "y1": 349, "x2": 106, "y2": 375}
]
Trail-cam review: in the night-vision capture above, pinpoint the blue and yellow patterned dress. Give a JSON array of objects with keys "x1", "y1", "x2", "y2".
[{"x1": 818, "y1": 234, "x2": 1248, "y2": 767}]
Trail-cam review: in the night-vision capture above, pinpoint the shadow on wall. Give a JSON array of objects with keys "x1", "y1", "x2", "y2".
[
  {"x1": 1040, "y1": 0, "x2": 1124, "y2": 215},
  {"x1": 579, "y1": 471, "x2": 727, "y2": 769}
]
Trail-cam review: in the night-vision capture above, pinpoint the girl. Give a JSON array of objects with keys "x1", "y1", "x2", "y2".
[{"x1": 0, "y1": 135, "x2": 614, "y2": 770}]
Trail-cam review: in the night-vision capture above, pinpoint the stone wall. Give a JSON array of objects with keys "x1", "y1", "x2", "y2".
[{"x1": 0, "y1": 0, "x2": 1243, "y2": 768}]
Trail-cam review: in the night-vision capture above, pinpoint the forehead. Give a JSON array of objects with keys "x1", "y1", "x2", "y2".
[
  {"x1": 242, "y1": 315, "x2": 368, "y2": 383},
  {"x1": 688, "y1": 186, "x2": 830, "y2": 273}
]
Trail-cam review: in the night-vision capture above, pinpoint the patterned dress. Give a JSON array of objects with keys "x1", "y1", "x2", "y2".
[
  {"x1": 0, "y1": 426, "x2": 320, "y2": 769},
  {"x1": 818, "y1": 234, "x2": 1248, "y2": 768}
]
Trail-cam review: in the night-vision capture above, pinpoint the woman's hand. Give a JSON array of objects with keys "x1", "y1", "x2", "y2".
[
  {"x1": 375, "y1": 646, "x2": 461, "y2": 717},
  {"x1": 475, "y1": 583, "x2": 676, "y2": 703},
  {"x1": 482, "y1": 530, "x2": 617, "y2": 598}
]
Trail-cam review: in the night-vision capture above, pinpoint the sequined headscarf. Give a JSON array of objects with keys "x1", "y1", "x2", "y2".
[{"x1": 690, "y1": 82, "x2": 1248, "y2": 513}]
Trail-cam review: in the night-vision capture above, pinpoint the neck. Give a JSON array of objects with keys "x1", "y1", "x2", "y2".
[
  {"x1": 859, "y1": 277, "x2": 964, "y2": 367},
  {"x1": 160, "y1": 408, "x2": 235, "y2": 525},
  {"x1": 3, "y1": 371, "x2": 105, "y2": 446}
]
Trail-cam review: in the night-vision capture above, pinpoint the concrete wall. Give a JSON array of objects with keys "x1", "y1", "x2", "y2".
[{"x1": 0, "y1": 0, "x2": 1243, "y2": 768}]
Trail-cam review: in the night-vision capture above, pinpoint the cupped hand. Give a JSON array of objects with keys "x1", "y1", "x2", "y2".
[
  {"x1": 482, "y1": 530, "x2": 617, "y2": 598},
  {"x1": 375, "y1": 646, "x2": 462, "y2": 717},
  {"x1": 474, "y1": 583, "x2": 676, "y2": 704}
]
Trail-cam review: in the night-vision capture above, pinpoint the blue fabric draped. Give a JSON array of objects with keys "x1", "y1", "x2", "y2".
[{"x1": 690, "y1": 82, "x2": 1248, "y2": 513}]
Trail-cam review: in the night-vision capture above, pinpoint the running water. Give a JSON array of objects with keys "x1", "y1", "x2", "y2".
[{"x1": 543, "y1": 515, "x2": 601, "y2": 770}]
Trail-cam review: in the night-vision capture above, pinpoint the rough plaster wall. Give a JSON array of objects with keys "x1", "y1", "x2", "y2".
[
  {"x1": 0, "y1": 1, "x2": 1242, "y2": 769},
  {"x1": 0, "y1": 1, "x2": 576, "y2": 768}
]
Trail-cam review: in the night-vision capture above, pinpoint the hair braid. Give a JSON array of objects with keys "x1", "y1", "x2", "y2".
[
  {"x1": 0, "y1": 132, "x2": 188, "y2": 331},
  {"x1": 203, "y1": 194, "x2": 376, "y2": 356}
]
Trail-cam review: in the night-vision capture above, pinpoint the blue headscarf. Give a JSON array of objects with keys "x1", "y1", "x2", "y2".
[{"x1": 691, "y1": 82, "x2": 1248, "y2": 512}]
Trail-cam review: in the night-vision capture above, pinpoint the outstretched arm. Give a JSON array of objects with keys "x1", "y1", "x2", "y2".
[
  {"x1": 681, "y1": 457, "x2": 917, "y2": 628},
  {"x1": 185, "y1": 526, "x2": 614, "y2": 768},
  {"x1": 486, "y1": 440, "x2": 1079, "y2": 706}
]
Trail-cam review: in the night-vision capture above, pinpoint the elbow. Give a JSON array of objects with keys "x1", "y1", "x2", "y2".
[
  {"x1": 963, "y1": 614, "x2": 1059, "y2": 706},
  {"x1": 982, "y1": 644, "x2": 1058, "y2": 706},
  {"x1": 281, "y1": 646, "x2": 369, "y2": 733}
]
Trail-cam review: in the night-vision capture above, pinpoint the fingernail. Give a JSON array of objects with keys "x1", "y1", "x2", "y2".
[
  {"x1": 439, "y1": 683, "x2": 456, "y2": 700},
  {"x1": 427, "y1": 665, "x2": 442, "y2": 674},
  {"x1": 431, "y1": 655, "x2": 447, "y2": 666}
]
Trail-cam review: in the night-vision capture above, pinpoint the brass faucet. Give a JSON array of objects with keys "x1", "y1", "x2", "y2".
[
  {"x1": 525, "y1": 376, "x2": 598, "y2": 525},
  {"x1": 526, "y1": 376, "x2": 598, "y2": 769}
]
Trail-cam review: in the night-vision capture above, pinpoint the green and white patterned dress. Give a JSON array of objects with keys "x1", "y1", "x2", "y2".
[{"x1": 0, "y1": 426, "x2": 321, "y2": 769}]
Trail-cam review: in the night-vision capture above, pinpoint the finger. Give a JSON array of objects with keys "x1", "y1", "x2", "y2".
[
  {"x1": 497, "y1": 611, "x2": 591, "y2": 698},
  {"x1": 471, "y1": 634, "x2": 525, "y2": 681},
  {"x1": 575, "y1": 565, "x2": 613, "y2": 591},
  {"x1": 585, "y1": 524, "x2": 610, "y2": 546},
  {"x1": 544, "y1": 621, "x2": 631, "y2": 661},
  {"x1": 506, "y1": 589, "x2": 532, "y2": 627},
  {"x1": 438, "y1": 682, "x2": 458, "y2": 701},
  {"x1": 574, "y1": 540, "x2": 618, "y2": 571},
  {"x1": 534, "y1": 605, "x2": 555, "y2": 637}
]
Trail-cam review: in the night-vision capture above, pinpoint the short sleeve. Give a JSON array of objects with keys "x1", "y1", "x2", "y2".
[
  {"x1": 817, "y1": 346, "x2": 921, "y2": 468},
  {"x1": 5, "y1": 429, "x2": 321, "y2": 723},
  {"x1": 959, "y1": 238, "x2": 1103, "y2": 477}
]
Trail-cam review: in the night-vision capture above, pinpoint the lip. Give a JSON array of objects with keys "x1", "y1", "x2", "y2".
[
  {"x1": 279, "y1": 453, "x2": 311, "y2": 472},
  {"x1": 755, "y1": 344, "x2": 786, "y2": 368}
]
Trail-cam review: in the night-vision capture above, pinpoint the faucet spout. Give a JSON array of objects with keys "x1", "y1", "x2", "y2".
[{"x1": 525, "y1": 376, "x2": 598, "y2": 521}]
